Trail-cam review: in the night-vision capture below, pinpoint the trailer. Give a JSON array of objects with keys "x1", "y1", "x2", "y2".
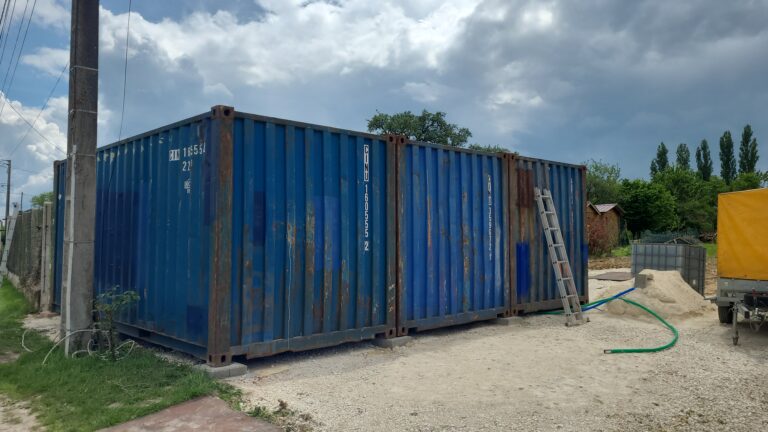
[{"x1": 715, "y1": 188, "x2": 768, "y2": 344}]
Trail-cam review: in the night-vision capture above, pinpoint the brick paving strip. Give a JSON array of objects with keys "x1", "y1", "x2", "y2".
[{"x1": 99, "y1": 396, "x2": 281, "y2": 432}]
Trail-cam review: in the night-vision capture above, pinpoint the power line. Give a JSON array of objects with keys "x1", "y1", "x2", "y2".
[
  {"x1": 3, "y1": 97, "x2": 65, "y2": 154},
  {"x1": 0, "y1": 1, "x2": 10, "y2": 44},
  {"x1": 116, "y1": 0, "x2": 132, "y2": 142},
  {"x1": 0, "y1": 0, "x2": 29, "y2": 95},
  {"x1": 7, "y1": 61, "x2": 67, "y2": 158},
  {"x1": 0, "y1": 0, "x2": 18, "y2": 69},
  {"x1": 0, "y1": 0, "x2": 36, "y2": 117},
  {"x1": 0, "y1": 2, "x2": 9, "y2": 39}
]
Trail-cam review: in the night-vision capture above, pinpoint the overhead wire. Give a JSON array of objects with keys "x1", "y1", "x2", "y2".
[
  {"x1": 0, "y1": 0, "x2": 36, "y2": 117},
  {"x1": 0, "y1": 1, "x2": 9, "y2": 38},
  {"x1": 7, "y1": 61, "x2": 68, "y2": 158},
  {"x1": 0, "y1": 0, "x2": 29, "y2": 99},
  {"x1": 3, "y1": 100, "x2": 65, "y2": 154},
  {"x1": 0, "y1": 0, "x2": 18, "y2": 69},
  {"x1": 116, "y1": 0, "x2": 132, "y2": 142},
  {"x1": 0, "y1": 0, "x2": 11, "y2": 45}
]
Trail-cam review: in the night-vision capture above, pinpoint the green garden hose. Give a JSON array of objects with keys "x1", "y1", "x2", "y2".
[
  {"x1": 602, "y1": 298, "x2": 679, "y2": 354},
  {"x1": 539, "y1": 291, "x2": 679, "y2": 354}
]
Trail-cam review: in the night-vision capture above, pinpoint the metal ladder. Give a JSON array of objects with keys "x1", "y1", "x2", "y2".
[{"x1": 534, "y1": 187, "x2": 587, "y2": 326}]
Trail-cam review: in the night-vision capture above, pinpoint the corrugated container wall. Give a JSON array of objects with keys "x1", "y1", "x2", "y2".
[
  {"x1": 507, "y1": 155, "x2": 588, "y2": 313},
  {"x1": 228, "y1": 114, "x2": 396, "y2": 359},
  {"x1": 396, "y1": 139, "x2": 509, "y2": 334}
]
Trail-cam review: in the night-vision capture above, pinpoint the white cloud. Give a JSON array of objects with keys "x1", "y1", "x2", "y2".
[
  {"x1": 92, "y1": 1, "x2": 481, "y2": 89},
  {"x1": 401, "y1": 81, "x2": 447, "y2": 103},
  {"x1": 521, "y1": 6, "x2": 555, "y2": 31},
  {"x1": 0, "y1": 92, "x2": 67, "y2": 198},
  {"x1": 32, "y1": 0, "x2": 70, "y2": 29},
  {"x1": 21, "y1": 47, "x2": 69, "y2": 76}
]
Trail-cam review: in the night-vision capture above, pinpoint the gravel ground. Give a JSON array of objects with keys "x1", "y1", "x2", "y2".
[{"x1": 228, "y1": 275, "x2": 768, "y2": 432}]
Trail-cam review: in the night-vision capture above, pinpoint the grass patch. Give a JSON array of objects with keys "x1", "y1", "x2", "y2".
[
  {"x1": 610, "y1": 245, "x2": 631, "y2": 257},
  {"x1": 0, "y1": 278, "x2": 233, "y2": 432},
  {"x1": 703, "y1": 242, "x2": 717, "y2": 258},
  {"x1": 0, "y1": 278, "x2": 36, "y2": 355}
]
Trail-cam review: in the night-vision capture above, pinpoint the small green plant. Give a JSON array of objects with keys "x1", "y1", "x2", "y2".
[{"x1": 94, "y1": 287, "x2": 139, "y2": 361}]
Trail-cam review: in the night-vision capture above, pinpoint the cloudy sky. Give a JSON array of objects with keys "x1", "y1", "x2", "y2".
[{"x1": 1, "y1": 0, "x2": 767, "y2": 208}]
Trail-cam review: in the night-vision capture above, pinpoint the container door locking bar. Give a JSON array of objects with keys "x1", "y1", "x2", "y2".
[{"x1": 535, "y1": 187, "x2": 587, "y2": 326}]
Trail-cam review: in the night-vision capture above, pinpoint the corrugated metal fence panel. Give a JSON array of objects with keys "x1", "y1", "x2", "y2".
[
  {"x1": 511, "y1": 156, "x2": 588, "y2": 313},
  {"x1": 631, "y1": 243, "x2": 706, "y2": 294},
  {"x1": 397, "y1": 141, "x2": 508, "y2": 334},
  {"x1": 229, "y1": 114, "x2": 396, "y2": 358}
]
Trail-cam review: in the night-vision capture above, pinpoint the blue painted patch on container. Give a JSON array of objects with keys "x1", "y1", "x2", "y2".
[{"x1": 516, "y1": 242, "x2": 531, "y2": 302}]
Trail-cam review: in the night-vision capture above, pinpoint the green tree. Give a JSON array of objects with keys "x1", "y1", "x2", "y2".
[
  {"x1": 367, "y1": 110, "x2": 472, "y2": 147},
  {"x1": 619, "y1": 179, "x2": 677, "y2": 235},
  {"x1": 719, "y1": 130, "x2": 737, "y2": 184},
  {"x1": 650, "y1": 142, "x2": 669, "y2": 176},
  {"x1": 738, "y1": 124, "x2": 759, "y2": 174},
  {"x1": 31, "y1": 191, "x2": 54, "y2": 208},
  {"x1": 731, "y1": 172, "x2": 763, "y2": 192},
  {"x1": 584, "y1": 159, "x2": 622, "y2": 204},
  {"x1": 675, "y1": 143, "x2": 690, "y2": 170},
  {"x1": 652, "y1": 168, "x2": 717, "y2": 232},
  {"x1": 695, "y1": 139, "x2": 713, "y2": 181}
]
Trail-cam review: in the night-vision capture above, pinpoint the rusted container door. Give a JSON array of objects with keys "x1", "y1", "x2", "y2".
[
  {"x1": 509, "y1": 156, "x2": 588, "y2": 314},
  {"x1": 230, "y1": 114, "x2": 396, "y2": 358},
  {"x1": 396, "y1": 141, "x2": 509, "y2": 335}
]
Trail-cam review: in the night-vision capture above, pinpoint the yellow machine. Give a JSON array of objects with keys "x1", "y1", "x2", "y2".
[{"x1": 716, "y1": 187, "x2": 768, "y2": 344}]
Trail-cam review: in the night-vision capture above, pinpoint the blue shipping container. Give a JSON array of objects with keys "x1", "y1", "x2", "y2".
[
  {"x1": 51, "y1": 106, "x2": 588, "y2": 364},
  {"x1": 53, "y1": 107, "x2": 397, "y2": 364},
  {"x1": 507, "y1": 155, "x2": 588, "y2": 313},
  {"x1": 396, "y1": 139, "x2": 509, "y2": 335}
]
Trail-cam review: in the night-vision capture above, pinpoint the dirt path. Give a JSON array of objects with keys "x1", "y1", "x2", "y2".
[
  {"x1": 228, "y1": 276, "x2": 768, "y2": 431},
  {"x1": 0, "y1": 396, "x2": 40, "y2": 432}
]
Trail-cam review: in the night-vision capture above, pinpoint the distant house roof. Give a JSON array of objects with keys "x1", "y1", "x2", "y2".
[
  {"x1": 594, "y1": 203, "x2": 624, "y2": 216},
  {"x1": 586, "y1": 202, "x2": 601, "y2": 214}
]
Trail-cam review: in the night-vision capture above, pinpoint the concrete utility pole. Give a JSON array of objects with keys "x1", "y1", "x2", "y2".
[{"x1": 60, "y1": 0, "x2": 99, "y2": 354}]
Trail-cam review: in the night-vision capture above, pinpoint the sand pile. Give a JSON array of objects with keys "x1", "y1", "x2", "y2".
[{"x1": 599, "y1": 270, "x2": 713, "y2": 319}]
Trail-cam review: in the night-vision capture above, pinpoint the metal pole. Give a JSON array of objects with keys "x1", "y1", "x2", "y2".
[
  {"x1": 61, "y1": 0, "x2": 99, "y2": 354},
  {"x1": 19, "y1": 192, "x2": 22, "y2": 212}
]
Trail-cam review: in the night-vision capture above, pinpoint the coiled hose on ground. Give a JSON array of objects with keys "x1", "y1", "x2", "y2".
[{"x1": 542, "y1": 287, "x2": 679, "y2": 354}]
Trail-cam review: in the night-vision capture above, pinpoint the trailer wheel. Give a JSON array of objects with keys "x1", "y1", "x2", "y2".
[{"x1": 718, "y1": 305, "x2": 733, "y2": 324}]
